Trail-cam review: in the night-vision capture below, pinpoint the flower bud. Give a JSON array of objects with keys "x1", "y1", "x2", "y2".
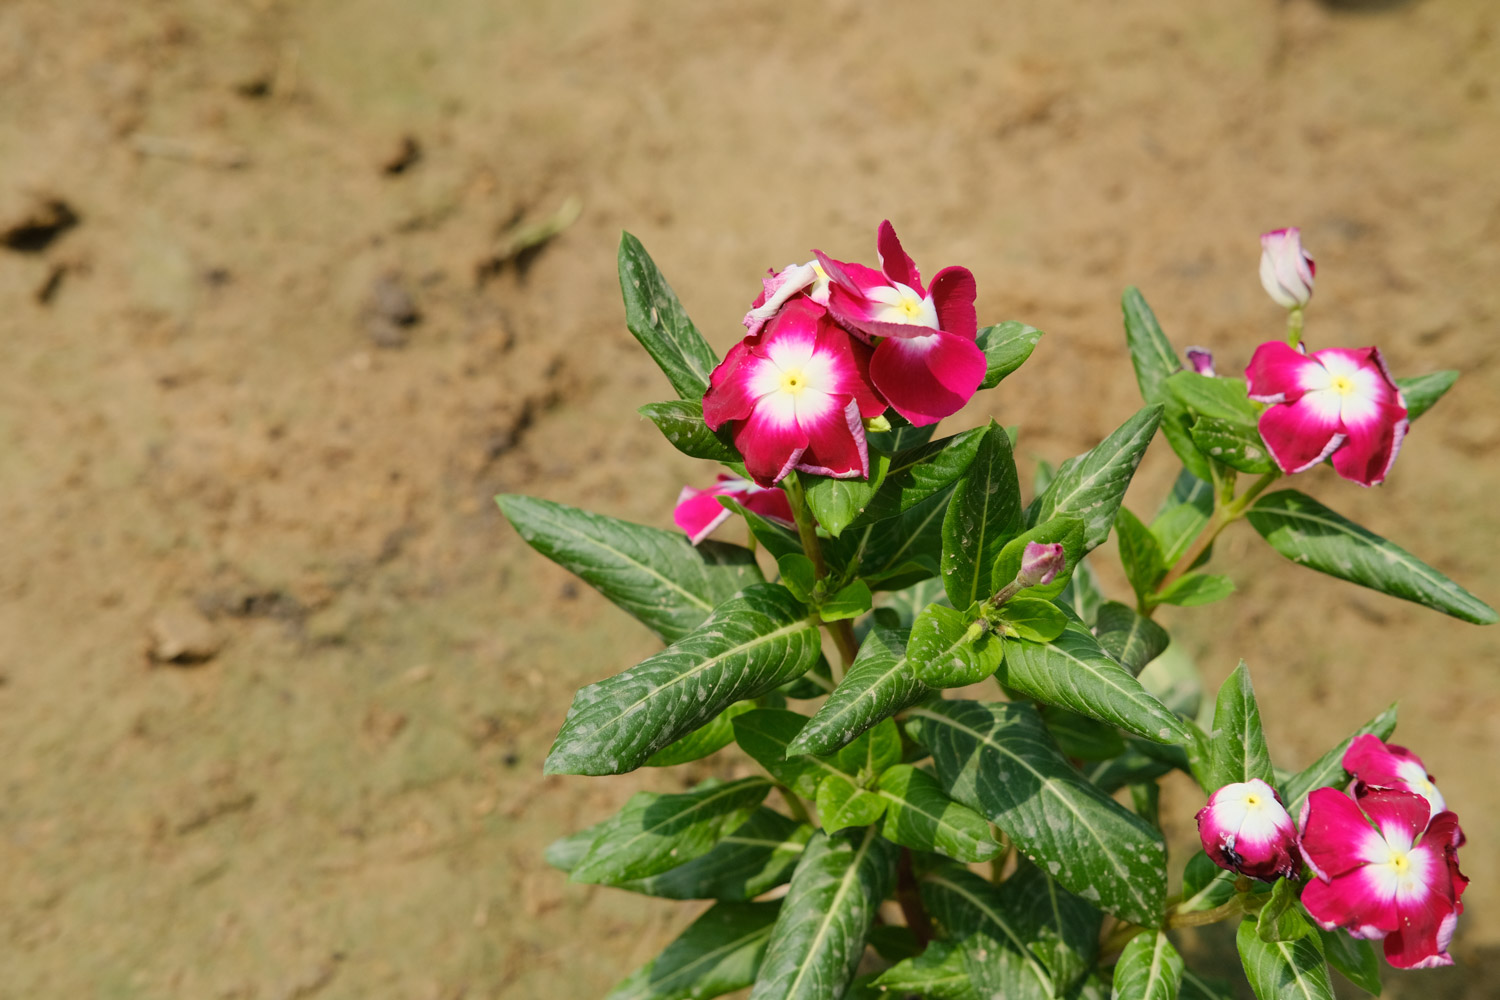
[
  {"x1": 1017, "y1": 541, "x2": 1066, "y2": 588},
  {"x1": 1195, "y1": 779, "x2": 1302, "y2": 881},
  {"x1": 1185, "y1": 347, "x2": 1216, "y2": 377},
  {"x1": 1259, "y1": 228, "x2": 1315, "y2": 309}
]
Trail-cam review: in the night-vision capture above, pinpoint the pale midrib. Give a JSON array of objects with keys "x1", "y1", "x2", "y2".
[
  {"x1": 655, "y1": 922, "x2": 774, "y2": 991},
  {"x1": 810, "y1": 653, "x2": 916, "y2": 742},
  {"x1": 962, "y1": 456, "x2": 998, "y2": 607},
  {"x1": 1144, "y1": 932, "x2": 1169, "y2": 997},
  {"x1": 1265, "y1": 508, "x2": 1451, "y2": 588},
  {"x1": 873, "y1": 786, "x2": 978, "y2": 853},
  {"x1": 781, "y1": 828, "x2": 878, "y2": 1000},
  {"x1": 1275, "y1": 940, "x2": 1322, "y2": 1000},
  {"x1": 872, "y1": 495, "x2": 947, "y2": 574},
  {"x1": 924, "y1": 874, "x2": 1052, "y2": 992},
  {"x1": 595, "y1": 779, "x2": 771, "y2": 867},
  {"x1": 1046, "y1": 424, "x2": 1150, "y2": 518},
  {"x1": 532, "y1": 509, "x2": 714, "y2": 611},
  {"x1": 1030, "y1": 630, "x2": 1180, "y2": 739}
]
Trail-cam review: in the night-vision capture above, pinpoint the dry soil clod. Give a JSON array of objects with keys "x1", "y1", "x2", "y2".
[{"x1": 147, "y1": 605, "x2": 223, "y2": 665}]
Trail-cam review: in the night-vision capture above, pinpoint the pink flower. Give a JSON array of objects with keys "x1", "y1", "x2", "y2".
[
  {"x1": 1185, "y1": 347, "x2": 1216, "y2": 377},
  {"x1": 1300, "y1": 788, "x2": 1467, "y2": 970},
  {"x1": 1344, "y1": 735, "x2": 1448, "y2": 818},
  {"x1": 673, "y1": 474, "x2": 795, "y2": 545},
  {"x1": 1195, "y1": 779, "x2": 1302, "y2": 881},
  {"x1": 1259, "y1": 228, "x2": 1315, "y2": 309},
  {"x1": 1017, "y1": 541, "x2": 1066, "y2": 588},
  {"x1": 813, "y1": 221, "x2": 986, "y2": 427},
  {"x1": 1245, "y1": 342, "x2": 1410, "y2": 487},
  {"x1": 742, "y1": 260, "x2": 832, "y2": 336},
  {"x1": 702, "y1": 298, "x2": 887, "y2": 487}
]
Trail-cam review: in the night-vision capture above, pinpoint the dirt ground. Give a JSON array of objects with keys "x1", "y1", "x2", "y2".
[{"x1": 1, "y1": 0, "x2": 1497, "y2": 997}]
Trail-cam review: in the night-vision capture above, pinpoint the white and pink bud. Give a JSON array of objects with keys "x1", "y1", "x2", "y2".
[
  {"x1": 1196, "y1": 779, "x2": 1302, "y2": 881},
  {"x1": 1259, "y1": 228, "x2": 1316, "y2": 310},
  {"x1": 1017, "y1": 541, "x2": 1066, "y2": 588},
  {"x1": 1185, "y1": 347, "x2": 1216, "y2": 377}
]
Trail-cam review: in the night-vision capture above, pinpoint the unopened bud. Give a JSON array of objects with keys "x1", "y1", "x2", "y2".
[
  {"x1": 1259, "y1": 228, "x2": 1315, "y2": 310},
  {"x1": 1185, "y1": 347, "x2": 1216, "y2": 377},
  {"x1": 1195, "y1": 779, "x2": 1301, "y2": 881},
  {"x1": 863, "y1": 414, "x2": 892, "y2": 434},
  {"x1": 1017, "y1": 541, "x2": 1066, "y2": 588}
]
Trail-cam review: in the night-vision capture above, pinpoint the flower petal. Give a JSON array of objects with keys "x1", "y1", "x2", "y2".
[
  {"x1": 702, "y1": 340, "x2": 763, "y2": 430},
  {"x1": 1256, "y1": 397, "x2": 1344, "y2": 474},
  {"x1": 673, "y1": 487, "x2": 735, "y2": 545},
  {"x1": 1300, "y1": 788, "x2": 1383, "y2": 880},
  {"x1": 929, "y1": 265, "x2": 978, "y2": 340},
  {"x1": 796, "y1": 398, "x2": 869, "y2": 479},
  {"x1": 733, "y1": 405, "x2": 806, "y2": 487},
  {"x1": 813, "y1": 317, "x2": 887, "y2": 419},
  {"x1": 743, "y1": 262, "x2": 820, "y2": 335},
  {"x1": 1383, "y1": 865, "x2": 1459, "y2": 970},
  {"x1": 870, "y1": 328, "x2": 986, "y2": 426},
  {"x1": 1301, "y1": 869, "x2": 1403, "y2": 939},
  {"x1": 1330, "y1": 402, "x2": 1407, "y2": 486},
  {"x1": 1246, "y1": 340, "x2": 1317, "y2": 404},
  {"x1": 876, "y1": 220, "x2": 924, "y2": 295},
  {"x1": 1356, "y1": 789, "x2": 1430, "y2": 851},
  {"x1": 738, "y1": 485, "x2": 796, "y2": 527}
]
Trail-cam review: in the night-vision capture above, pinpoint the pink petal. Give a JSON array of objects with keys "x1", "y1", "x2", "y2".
[
  {"x1": 876, "y1": 220, "x2": 924, "y2": 295},
  {"x1": 1300, "y1": 788, "x2": 1382, "y2": 880},
  {"x1": 813, "y1": 249, "x2": 889, "y2": 297},
  {"x1": 1256, "y1": 397, "x2": 1344, "y2": 474},
  {"x1": 1329, "y1": 402, "x2": 1407, "y2": 486},
  {"x1": 796, "y1": 398, "x2": 869, "y2": 479},
  {"x1": 1344, "y1": 736, "x2": 1422, "y2": 787},
  {"x1": 1245, "y1": 340, "x2": 1317, "y2": 404},
  {"x1": 1384, "y1": 909, "x2": 1458, "y2": 970},
  {"x1": 870, "y1": 329, "x2": 986, "y2": 427},
  {"x1": 929, "y1": 266, "x2": 978, "y2": 340},
  {"x1": 739, "y1": 486, "x2": 796, "y2": 527},
  {"x1": 1301, "y1": 868, "x2": 1402, "y2": 939},
  {"x1": 733, "y1": 405, "x2": 806, "y2": 487},
  {"x1": 743, "y1": 262, "x2": 820, "y2": 335},
  {"x1": 673, "y1": 488, "x2": 734, "y2": 545},
  {"x1": 813, "y1": 318, "x2": 888, "y2": 419},
  {"x1": 1356, "y1": 789, "x2": 1430, "y2": 849},
  {"x1": 702, "y1": 340, "x2": 761, "y2": 430},
  {"x1": 1423, "y1": 811, "x2": 1465, "y2": 853}
]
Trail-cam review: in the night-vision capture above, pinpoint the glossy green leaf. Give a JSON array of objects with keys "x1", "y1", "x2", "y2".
[
  {"x1": 907, "y1": 701, "x2": 1169, "y2": 925},
  {"x1": 618, "y1": 232, "x2": 719, "y2": 400},
  {"x1": 1190, "y1": 415, "x2": 1275, "y2": 474},
  {"x1": 731, "y1": 709, "x2": 828, "y2": 798},
  {"x1": 1176, "y1": 852, "x2": 1238, "y2": 915},
  {"x1": 1094, "y1": 601, "x2": 1170, "y2": 676},
  {"x1": 1113, "y1": 930, "x2": 1183, "y2": 1000},
  {"x1": 1155, "y1": 572, "x2": 1235, "y2": 608},
  {"x1": 978, "y1": 321, "x2": 1046, "y2": 389},
  {"x1": 1317, "y1": 929, "x2": 1382, "y2": 996},
  {"x1": 861, "y1": 427, "x2": 987, "y2": 523},
  {"x1": 962, "y1": 937, "x2": 1051, "y2": 1000},
  {"x1": 991, "y1": 517, "x2": 1087, "y2": 600},
  {"x1": 775, "y1": 554, "x2": 817, "y2": 603},
  {"x1": 638, "y1": 399, "x2": 738, "y2": 463},
  {"x1": 1116, "y1": 507, "x2": 1165, "y2": 603},
  {"x1": 498, "y1": 495, "x2": 763, "y2": 644},
  {"x1": 998, "y1": 860, "x2": 1103, "y2": 992},
  {"x1": 866, "y1": 412, "x2": 937, "y2": 453},
  {"x1": 1083, "y1": 745, "x2": 1173, "y2": 795},
  {"x1": 621, "y1": 809, "x2": 813, "y2": 900},
  {"x1": 1164, "y1": 371, "x2": 1258, "y2": 425},
  {"x1": 802, "y1": 454, "x2": 891, "y2": 537},
  {"x1": 1058, "y1": 556, "x2": 1104, "y2": 627},
  {"x1": 942, "y1": 422, "x2": 1024, "y2": 608},
  {"x1": 997, "y1": 597, "x2": 1067, "y2": 643},
  {"x1": 545, "y1": 584, "x2": 821, "y2": 775},
  {"x1": 1151, "y1": 476, "x2": 1212, "y2": 567},
  {"x1": 646, "y1": 700, "x2": 756, "y2": 767},
  {"x1": 1257, "y1": 877, "x2": 1313, "y2": 943},
  {"x1": 848, "y1": 485, "x2": 950, "y2": 591},
  {"x1": 1280, "y1": 704, "x2": 1398, "y2": 816},
  {"x1": 1208, "y1": 661, "x2": 1274, "y2": 792},
  {"x1": 1137, "y1": 643, "x2": 1202, "y2": 721},
  {"x1": 997, "y1": 618, "x2": 1192, "y2": 745},
  {"x1": 1396, "y1": 370, "x2": 1458, "y2": 422},
  {"x1": 876, "y1": 764, "x2": 1002, "y2": 863},
  {"x1": 919, "y1": 862, "x2": 1056, "y2": 997},
  {"x1": 871, "y1": 940, "x2": 979, "y2": 1000},
  {"x1": 830, "y1": 716, "x2": 902, "y2": 778},
  {"x1": 909, "y1": 603, "x2": 1004, "y2": 687},
  {"x1": 1236, "y1": 918, "x2": 1334, "y2": 1000},
  {"x1": 1180, "y1": 969, "x2": 1237, "y2": 1000},
  {"x1": 571, "y1": 778, "x2": 772, "y2": 884},
  {"x1": 815, "y1": 774, "x2": 887, "y2": 831},
  {"x1": 820, "y1": 580, "x2": 872, "y2": 622},
  {"x1": 1121, "y1": 288, "x2": 1210, "y2": 478},
  {"x1": 788, "y1": 624, "x2": 930, "y2": 757},
  {"x1": 1247, "y1": 490, "x2": 1498, "y2": 625},
  {"x1": 1041, "y1": 704, "x2": 1126, "y2": 761},
  {"x1": 605, "y1": 900, "x2": 780, "y2": 1000},
  {"x1": 748, "y1": 828, "x2": 898, "y2": 1000},
  {"x1": 1027, "y1": 406, "x2": 1164, "y2": 554},
  {"x1": 866, "y1": 924, "x2": 923, "y2": 963},
  {"x1": 718, "y1": 496, "x2": 802, "y2": 562}
]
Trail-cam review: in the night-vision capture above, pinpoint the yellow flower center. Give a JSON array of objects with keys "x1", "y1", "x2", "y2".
[
  {"x1": 1331, "y1": 374, "x2": 1355, "y2": 395},
  {"x1": 1391, "y1": 852, "x2": 1410, "y2": 873},
  {"x1": 897, "y1": 297, "x2": 925, "y2": 320},
  {"x1": 1245, "y1": 794, "x2": 1261, "y2": 806},
  {"x1": 780, "y1": 369, "x2": 808, "y2": 395}
]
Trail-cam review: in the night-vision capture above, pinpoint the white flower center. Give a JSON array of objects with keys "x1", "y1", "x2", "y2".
[{"x1": 866, "y1": 282, "x2": 940, "y2": 328}]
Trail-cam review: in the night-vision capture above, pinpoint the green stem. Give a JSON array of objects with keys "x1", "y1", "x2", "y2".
[
  {"x1": 780, "y1": 472, "x2": 853, "y2": 681},
  {"x1": 1151, "y1": 469, "x2": 1280, "y2": 603},
  {"x1": 1286, "y1": 306, "x2": 1305, "y2": 349},
  {"x1": 778, "y1": 785, "x2": 813, "y2": 825}
]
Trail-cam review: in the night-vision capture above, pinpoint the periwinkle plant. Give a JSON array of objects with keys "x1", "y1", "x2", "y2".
[{"x1": 499, "y1": 222, "x2": 1490, "y2": 1000}]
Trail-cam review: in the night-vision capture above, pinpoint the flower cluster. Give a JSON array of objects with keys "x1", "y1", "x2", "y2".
[
  {"x1": 703, "y1": 222, "x2": 983, "y2": 486},
  {"x1": 1197, "y1": 738, "x2": 1467, "y2": 970}
]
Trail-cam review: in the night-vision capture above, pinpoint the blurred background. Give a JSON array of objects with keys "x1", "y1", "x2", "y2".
[{"x1": 1, "y1": 0, "x2": 1497, "y2": 996}]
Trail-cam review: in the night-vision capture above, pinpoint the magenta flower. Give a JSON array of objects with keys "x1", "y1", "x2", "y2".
[
  {"x1": 673, "y1": 474, "x2": 795, "y2": 545},
  {"x1": 1245, "y1": 341, "x2": 1410, "y2": 487},
  {"x1": 1195, "y1": 779, "x2": 1302, "y2": 881},
  {"x1": 1259, "y1": 228, "x2": 1315, "y2": 309},
  {"x1": 1185, "y1": 347, "x2": 1216, "y2": 377},
  {"x1": 742, "y1": 260, "x2": 831, "y2": 336},
  {"x1": 702, "y1": 298, "x2": 887, "y2": 487},
  {"x1": 1300, "y1": 787, "x2": 1467, "y2": 969},
  {"x1": 812, "y1": 221, "x2": 986, "y2": 427},
  {"x1": 1344, "y1": 735, "x2": 1448, "y2": 818},
  {"x1": 1017, "y1": 541, "x2": 1066, "y2": 588}
]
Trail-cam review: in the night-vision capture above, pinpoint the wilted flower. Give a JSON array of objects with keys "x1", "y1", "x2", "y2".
[
  {"x1": 1344, "y1": 735, "x2": 1448, "y2": 818},
  {"x1": 1259, "y1": 228, "x2": 1316, "y2": 309},
  {"x1": 1195, "y1": 779, "x2": 1302, "y2": 881},
  {"x1": 1300, "y1": 787, "x2": 1467, "y2": 969},
  {"x1": 673, "y1": 474, "x2": 795, "y2": 545},
  {"x1": 702, "y1": 298, "x2": 887, "y2": 487},
  {"x1": 1017, "y1": 541, "x2": 1066, "y2": 588},
  {"x1": 1245, "y1": 341, "x2": 1409, "y2": 487},
  {"x1": 814, "y1": 221, "x2": 986, "y2": 426},
  {"x1": 1185, "y1": 347, "x2": 1216, "y2": 376},
  {"x1": 742, "y1": 260, "x2": 832, "y2": 336}
]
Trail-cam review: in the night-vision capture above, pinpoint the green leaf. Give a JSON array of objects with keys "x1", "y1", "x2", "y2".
[
  {"x1": 1041, "y1": 705, "x2": 1126, "y2": 761},
  {"x1": 1116, "y1": 507, "x2": 1166, "y2": 604},
  {"x1": 718, "y1": 496, "x2": 802, "y2": 561},
  {"x1": 788, "y1": 624, "x2": 930, "y2": 757},
  {"x1": 1113, "y1": 930, "x2": 1184, "y2": 1000},
  {"x1": 605, "y1": 901, "x2": 780, "y2": 1000},
  {"x1": 1397, "y1": 370, "x2": 1458, "y2": 422},
  {"x1": 497, "y1": 495, "x2": 763, "y2": 644},
  {"x1": 919, "y1": 861, "x2": 1056, "y2": 997},
  {"x1": 1151, "y1": 479, "x2": 1212, "y2": 567},
  {"x1": 1137, "y1": 643, "x2": 1203, "y2": 720},
  {"x1": 732, "y1": 709, "x2": 828, "y2": 798},
  {"x1": 1247, "y1": 490, "x2": 1498, "y2": 625},
  {"x1": 1257, "y1": 877, "x2": 1313, "y2": 943},
  {"x1": 831, "y1": 717, "x2": 903, "y2": 779},
  {"x1": 862, "y1": 427, "x2": 987, "y2": 524},
  {"x1": 997, "y1": 597, "x2": 1068, "y2": 643},
  {"x1": 1236, "y1": 918, "x2": 1334, "y2": 1000},
  {"x1": 907, "y1": 701, "x2": 1169, "y2": 926},
  {"x1": 1094, "y1": 602, "x2": 1170, "y2": 676},
  {"x1": 872, "y1": 940, "x2": 980, "y2": 1000},
  {"x1": 997, "y1": 617, "x2": 1193, "y2": 745},
  {"x1": 620, "y1": 809, "x2": 813, "y2": 900},
  {"x1": 646, "y1": 700, "x2": 756, "y2": 767},
  {"x1": 1164, "y1": 371, "x2": 1258, "y2": 425},
  {"x1": 909, "y1": 603, "x2": 1004, "y2": 687},
  {"x1": 942, "y1": 422, "x2": 1024, "y2": 608},
  {"x1": 1083, "y1": 745, "x2": 1172, "y2": 795},
  {"x1": 1058, "y1": 557, "x2": 1104, "y2": 627},
  {"x1": 1176, "y1": 852, "x2": 1238, "y2": 915},
  {"x1": 1154, "y1": 573, "x2": 1235, "y2": 608},
  {"x1": 978, "y1": 321, "x2": 1046, "y2": 389},
  {"x1": 815, "y1": 774, "x2": 888, "y2": 831},
  {"x1": 545, "y1": 584, "x2": 822, "y2": 775},
  {"x1": 867, "y1": 924, "x2": 923, "y2": 963},
  {"x1": 637, "y1": 399, "x2": 739, "y2": 463},
  {"x1": 1189, "y1": 415, "x2": 1275, "y2": 474},
  {"x1": 991, "y1": 517, "x2": 1087, "y2": 600},
  {"x1": 1180, "y1": 969, "x2": 1237, "y2": 1000},
  {"x1": 1207, "y1": 661, "x2": 1274, "y2": 792},
  {"x1": 618, "y1": 232, "x2": 719, "y2": 400},
  {"x1": 571, "y1": 778, "x2": 772, "y2": 884},
  {"x1": 849, "y1": 485, "x2": 950, "y2": 591},
  {"x1": 876, "y1": 764, "x2": 1002, "y2": 863},
  {"x1": 1317, "y1": 929, "x2": 1381, "y2": 996},
  {"x1": 775, "y1": 554, "x2": 817, "y2": 603},
  {"x1": 820, "y1": 580, "x2": 872, "y2": 622},
  {"x1": 1280, "y1": 704, "x2": 1398, "y2": 816},
  {"x1": 866, "y1": 412, "x2": 937, "y2": 453},
  {"x1": 1027, "y1": 406, "x2": 1164, "y2": 554},
  {"x1": 1121, "y1": 289, "x2": 1210, "y2": 478},
  {"x1": 998, "y1": 860, "x2": 1104, "y2": 992},
  {"x1": 748, "y1": 828, "x2": 898, "y2": 1000},
  {"x1": 802, "y1": 454, "x2": 891, "y2": 537}
]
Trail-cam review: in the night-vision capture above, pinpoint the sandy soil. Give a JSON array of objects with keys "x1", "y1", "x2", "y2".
[{"x1": 1, "y1": 0, "x2": 1497, "y2": 996}]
